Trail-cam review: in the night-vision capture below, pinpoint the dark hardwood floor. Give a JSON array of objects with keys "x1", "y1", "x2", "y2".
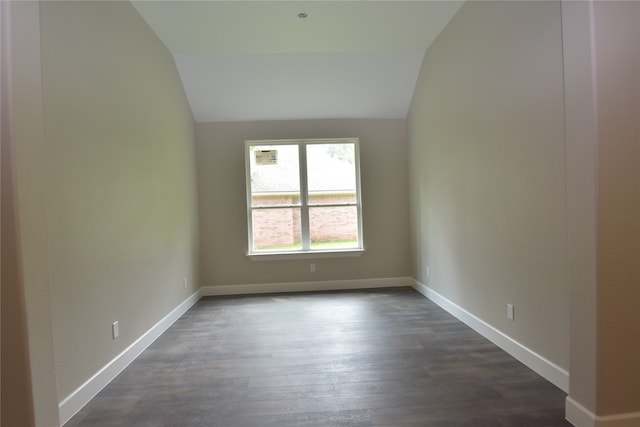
[{"x1": 65, "y1": 287, "x2": 571, "y2": 427}]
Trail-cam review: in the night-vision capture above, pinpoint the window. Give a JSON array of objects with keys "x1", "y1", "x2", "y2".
[{"x1": 245, "y1": 138, "x2": 364, "y2": 258}]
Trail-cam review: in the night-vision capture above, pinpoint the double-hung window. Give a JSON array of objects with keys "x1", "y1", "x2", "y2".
[{"x1": 245, "y1": 138, "x2": 364, "y2": 258}]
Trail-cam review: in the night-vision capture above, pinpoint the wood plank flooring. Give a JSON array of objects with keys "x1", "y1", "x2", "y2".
[{"x1": 65, "y1": 287, "x2": 571, "y2": 427}]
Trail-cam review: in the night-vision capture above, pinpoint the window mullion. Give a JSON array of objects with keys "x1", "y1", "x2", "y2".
[
  {"x1": 354, "y1": 140, "x2": 364, "y2": 249},
  {"x1": 245, "y1": 142, "x2": 255, "y2": 252},
  {"x1": 298, "y1": 142, "x2": 310, "y2": 250}
]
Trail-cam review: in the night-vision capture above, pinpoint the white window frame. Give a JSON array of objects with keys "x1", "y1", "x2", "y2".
[{"x1": 245, "y1": 138, "x2": 365, "y2": 260}]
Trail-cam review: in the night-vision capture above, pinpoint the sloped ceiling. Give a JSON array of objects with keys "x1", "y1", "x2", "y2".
[{"x1": 132, "y1": 1, "x2": 463, "y2": 123}]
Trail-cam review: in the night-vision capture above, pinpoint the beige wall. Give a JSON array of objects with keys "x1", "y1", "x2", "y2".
[
  {"x1": 563, "y1": 1, "x2": 640, "y2": 419},
  {"x1": 1, "y1": 74, "x2": 37, "y2": 426},
  {"x1": 1, "y1": 3, "x2": 36, "y2": 422},
  {"x1": 2, "y1": 2, "x2": 59, "y2": 425},
  {"x1": 591, "y1": 1, "x2": 640, "y2": 416},
  {"x1": 196, "y1": 119, "x2": 410, "y2": 287},
  {"x1": 34, "y1": 0, "x2": 197, "y2": 405},
  {"x1": 408, "y1": 0, "x2": 568, "y2": 371},
  {"x1": 561, "y1": 0, "x2": 599, "y2": 414}
]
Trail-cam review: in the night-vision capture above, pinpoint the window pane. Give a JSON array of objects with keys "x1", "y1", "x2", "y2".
[
  {"x1": 309, "y1": 206, "x2": 359, "y2": 249},
  {"x1": 249, "y1": 144, "x2": 300, "y2": 207},
  {"x1": 252, "y1": 208, "x2": 302, "y2": 251},
  {"x1": 306, "y1": 143, "x2": 357, "y2": 205}
]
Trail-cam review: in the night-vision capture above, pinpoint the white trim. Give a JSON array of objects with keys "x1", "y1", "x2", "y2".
[
  {"x1": 411, "y1": 279, "x2": 569, "y2": 392},
  {"x1": 201, "y1": 277, "x2": 412, "y2": 296},
  {"x1": 245, "y1": 138, "x2": 364, "y2": 256},
  {"x1": 58, "y1": 290, "x2": 202, "y2": 426},
  {"x1": 248, "y1": 248, "x2": 365, "y2": 261},
  {"x1": 566, "y1": 396, "x2": 640, "y2": 427}
]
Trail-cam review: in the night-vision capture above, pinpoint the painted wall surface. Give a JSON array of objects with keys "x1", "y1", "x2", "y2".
[
  {"x1": 408, "y1": 1, "x2": 568, "y2": 370},
  {"x1": 1, "y1": 2, "x2": 38, "y2": 424},
  {"x1": 2, "y1": 2, "x2": 59, "y2": 425},
  {"x1": 561, "y1": 0, "x2": 599, "y2": 414},
  {"x1": 39, "y1": 1, "x2": 198, "y2": 400},
  {"x1": 1, "y1": 46, "x2": 36, "y2": 427},
  {"x1": 592, "y1": 1, "x2": 640, "y2": 415},
  {"x1": 196, "y1": 119, "x2": 410, "y2": 287}
]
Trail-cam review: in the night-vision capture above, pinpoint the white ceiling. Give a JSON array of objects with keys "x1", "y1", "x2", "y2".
[{"x1": 132, "y1": 1, "x2": 463, "y2": 123}]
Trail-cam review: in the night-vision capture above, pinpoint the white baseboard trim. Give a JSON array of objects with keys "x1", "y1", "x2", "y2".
[
  {"x1": 201, "y1": 277, "x2": 413, "y2": 296},
  {"x1": 58, "y1": 289, "x2": 202, "y2": 426},
  {"x1": 566, "y1": 396, "x2": 640, "y2": 427},
  {"x1": 411, "y1": 279, "x2": 569, "y2": 393}
]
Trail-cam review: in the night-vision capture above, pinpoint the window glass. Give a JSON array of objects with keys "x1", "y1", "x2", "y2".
[
  {"x1": 249, "y1": 144, "x2": 300, "y2": 208},
  {"x1": 309, "y1": 206, "x2": 359, "y2": 250},
  {"x1": 251, "y1": 208, "x2": 302, "y2": 252},
  {"x1": 306, "y1": 143, "x2": 357, "y2": 206}
]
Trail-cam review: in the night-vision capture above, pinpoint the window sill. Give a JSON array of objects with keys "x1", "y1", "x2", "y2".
[{"x1": 247, "y1": 248, "x2": 365, "y2": 261}]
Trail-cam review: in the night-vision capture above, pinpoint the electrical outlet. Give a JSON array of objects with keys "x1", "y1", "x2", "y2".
[
  {"x1": 507, "y1": 304, "x2": 515, "y2": 321},
  {"x1": 310, "y1": 263, "x2": 316, "y2": 272},
  {"x1": 112, "y1": 321, "x2": 119, "y2": 339},
  {"x1": 183, "y1": 277, "x2": 188, "y2": 289},
  {"x1": 426, "y1": 266, "x2": 430, "y2": 278}
]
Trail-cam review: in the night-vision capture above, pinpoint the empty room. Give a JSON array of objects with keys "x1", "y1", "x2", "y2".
[{"x1": 1, "y1": 1, "x2": 638, "y2": 427}]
